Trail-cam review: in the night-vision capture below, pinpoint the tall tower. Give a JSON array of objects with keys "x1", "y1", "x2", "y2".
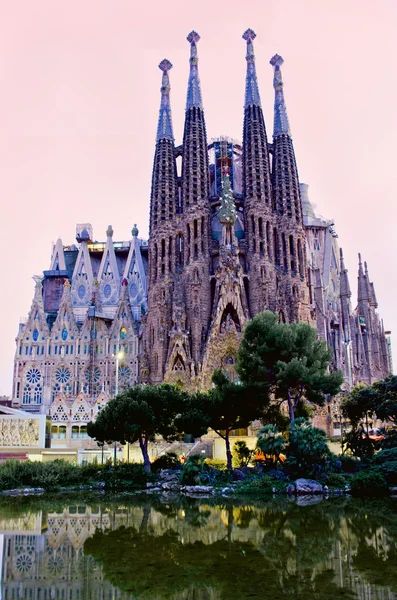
[
  {"x1": 170, "y1": 31, "x2": 211, "y2": 374},
  {"x1": 241, "y1": 29, "x2": 274, "y2": 315},
  {"x1": 146, "y1": 59, "x2": 179, "y2": 383},
  {"x1": 269, "y1": 54, "x2": 311, "y2": 322}
]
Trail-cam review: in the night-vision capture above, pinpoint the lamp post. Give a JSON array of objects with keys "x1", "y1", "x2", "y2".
[{"x1": 113, "y1": 350, "x2": 124, "y2": 466}]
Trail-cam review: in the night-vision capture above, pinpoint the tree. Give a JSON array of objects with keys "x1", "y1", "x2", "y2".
[
  {"x1": 87, "y1": 384, "x2": 206, "y2": 473},
  {"x1": 257, "y1": 424, "x2": 285, "y2": 466},
  {"x1": 372, "y1": 375, "x2": 397, "y2": 447},
  {"x1": 202, "y1": 370, "x2": 265, "y2": 471},
  {"x1": 286, "y1": 417, "x2": 332, "y2": 477},
  {"x1": 341, "y1": 385, "x2": 378, "y2": 458},
  {"x1": 237, "y1": 311, "x2": 343, "y2": 425}
]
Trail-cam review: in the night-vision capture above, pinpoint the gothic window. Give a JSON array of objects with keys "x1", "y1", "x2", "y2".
[
  {"x1": 118, "y1": 366, "x2": 131, "y2": 390},
  {"x1": 62, "y1": 328, "x2": 68, "y2": 341},
  {"x1": 26, "y1": 368, "x2": 41, "y2": 385},
  {"x1": 33, "y1": 385, "x2": 42, "y2": 404},
  {"x1": 282, "y1": 233, "x2": 288, "y2": 271},
  {"x1": 56, "y1": 366, "x2": 71, "y2": 384},
  {"x1": 297, "y1": 238, "x2": 304, "y2": 278},
  {"x1": 273, "y1": 228, "x2": 280, "y2": 266},
  {"x1": 52, "y1": 383, "x2": 61, "y2": 402},
  {"x1": 173, "y1": 356, "x2": 185, "y2": 372},
  {"x1": 33, "y1": 329, "x2": 39, "y2": 342},
  {"x1": 289, "y1": 235, "x2": 295, "y2": 272},
  {"x1": 22, "y1": 385, "x2": 32, "y2": 404}
]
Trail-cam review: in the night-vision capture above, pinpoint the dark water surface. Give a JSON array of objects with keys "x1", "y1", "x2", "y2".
[{"x1": 0, "y1": 493, "x2": 396, "y2": 600}]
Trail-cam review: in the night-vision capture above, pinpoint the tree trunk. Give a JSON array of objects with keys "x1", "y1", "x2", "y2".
[
  {"x1": 139, "y1": 436, "x2": 151, "y2": 473},
  {"x1": 288, "y1": 390, "x2": 295, "y2": 425},
  {"x1": 225, "y1": 428, "x2": 233, "y2": 471}
]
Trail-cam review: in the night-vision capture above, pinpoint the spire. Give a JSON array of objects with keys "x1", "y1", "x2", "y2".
[
  {"x1": 339, "y1": 248, "x2": 351, "y2": 297},
  {"x1": 242, "y1": 29, "x2": 272, "y2": 205},
  {"x1": 150, "y1": 60, "x2": 179, "y2": 229},
  {"x1": 357, "y1": 253, "x2": 370, "y2": 303},
  {"x1": 181, "y1": 31, "x2": 209, "y2": 208},
  {"x1": 270, "y1": 54, "x2": 291, "y2": 137},
  {"x1": 270, "y1": 54, "x2": 301, "y2": 220},
  {"x1": 156, "y1": 59, "x2": 174, "y2": 141},
  {"x1": 243, "y1": 29, "x2": 261, "y2": 108},
  {"x1": 186, "y1": 31, "x2": 203, "y2": 110},
  {"x1": 363, "y1": 261, "x2": 378, "y2": 308}
]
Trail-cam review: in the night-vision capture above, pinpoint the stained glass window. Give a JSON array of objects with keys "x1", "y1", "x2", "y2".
[
  {"x1": 55, "y1": 367, "x2": 71, "y2": 384},
  {"x1": 33, "y1": 385, "x2": 42, "y2": 404},
  {"x1": 26, "y1": 368, "x2": 41, "y2": 385},
  {"x1": 104, "y1": 283, "x2": 112, "y2": 299},
  {"x1": 120, "y1": 327, "x2": 127, "y2": 340},
  {"x1": 22, "y1": 385, "x2": 31, "y2": 404},
  {"x1": 62, "y1": 328, "x2": 68, "y2": 341},
  {"x1": 32, "y1": 329, "x2": 39, "y2": 341},
  {"x1": 78, "y1": 285, "x2": 86, "y2": 299}
]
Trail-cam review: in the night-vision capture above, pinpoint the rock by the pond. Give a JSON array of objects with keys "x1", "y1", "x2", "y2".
[
  {"x1": 233, "y1": 468, "x2": 248, "y2": 481},
  {"x1": 295, "y1": 494, "x2": 324, "y2": 507},
  {"x1": 181, "y1": 485, "x2": 214, "y2": 495},
  {"x1": 158, "y1": 469, "x2": 180, "y2": 482},
  {"x1": 294, "y1": 479, "x2": 323, "y2": 495},
  {"x1": 161, "y1": 482, "x2": 180, "y2": 491}
]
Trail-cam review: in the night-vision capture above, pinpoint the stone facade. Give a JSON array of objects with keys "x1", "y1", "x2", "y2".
[
  {"x1": 144, "y1": 30, "x2": 391, "y2": 391},
  {"x1": 11, "y1": 225, "x2": 148, "y2": 448},
  {"x1": 10, "y1": 29, "x2": 392, "y2": 446}
]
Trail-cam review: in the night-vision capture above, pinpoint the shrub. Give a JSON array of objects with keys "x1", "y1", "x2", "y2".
[
  {"x1": 257, "y1": 425, "x2": 285, "y2": 466},
  {"x1": 205, "y1": 459, "x2": 227, "y2": 470},
  {"x1": 379, "y1": 461, "x2": 397, "y2": 486},
  {"x1": 339, "y1": 454, "x2": 360, "y2": 473},
  {"x1": 152, "y1": 452, "x2": 182, "y2": 472},
  {"x1": 235, "y1": 474, "x2": 277, "y2": 495},
  {"x1": 233, "y1": 441, "x2": 254, "y2": 468},
  {"x1": 99, "y1": 462, "x2": 151, "y2": 489},
  {"x1": 180, "y1": 455, "x2": 206, "y2": 485},
  {"x1": 373, "y1": 448, "x2": 397, "y2": 465},
  {"x1": 285, "y1": 418, "x2": 333, "y2": 478},
  {"x1": 350, "y1": 469, "x2": 388, "y2": 497},
  {"x1": 326, "y1": 473, "x2": 350, "y2": 488}
]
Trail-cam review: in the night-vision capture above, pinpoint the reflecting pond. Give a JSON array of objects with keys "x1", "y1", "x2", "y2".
[{"x1": 0, "y1": 494, "x2": 396, "y2": 599}]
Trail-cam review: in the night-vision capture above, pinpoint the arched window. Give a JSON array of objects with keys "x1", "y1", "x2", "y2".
[{"x1": 22, "y1": 385, "x2": 32, "y2": 405}]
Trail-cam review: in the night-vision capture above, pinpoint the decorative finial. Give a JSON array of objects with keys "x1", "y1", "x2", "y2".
[
  {"x1": 159, "y1": 59, "x2": 172, "y2": 73},
  {"x1": 121, "y1": 277, "x2": 128, "y2": 287},
  {"x1": 243, "y1": 29, "x2": 261, "y2": 108},
  {"x1": 270, "y1": 54, "x2": 284, "y2": 68},
  {"x1": 186, "y1": 31, "x2": 203, "y2": 109},
  {"x1": 106, "y1": 225, "x2": 113, "y2": 238},
  {"x1": 131, "y1": 224, "x2": 139, "y2": 237},
  {"x1": 64, "y1": 279, "x2": 71, "y2": 288},
  {"x1": 187, "y1": 31, "x2": 200, "y2": 45},
  {"x1": 156, "y1": 59, "x2": 174, "y2": 141},
  {"x1": 270, "y1": 53, "x2": 291, "y2": 136},
  {"x1": 242, "y1": 29, "x2": 256, "y2": 43}
]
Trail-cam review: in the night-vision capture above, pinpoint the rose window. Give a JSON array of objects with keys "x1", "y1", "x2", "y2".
[
  {"x1": 55, "y1": 367, "x2": 71, "y2": 384},
  {"x1": 26, "y1": 368, "x2": 41, "y2": 384},
  {"x1": 16, "y1": 554, "x2": 33, "y2": 573},
  {"x1": 85, "y1": 366, "x2": 101, "y2": 383}
]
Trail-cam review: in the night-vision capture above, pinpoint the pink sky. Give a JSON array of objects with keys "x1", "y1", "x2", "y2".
[{"x1": 0, "y1": 0, "x2": 396, "y2": 394}]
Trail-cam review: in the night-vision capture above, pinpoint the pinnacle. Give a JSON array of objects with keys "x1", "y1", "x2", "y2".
[
  {"x1": 187, "y1": 31, "x2": 200, "y2": 44},
  {"x1": 270, "y1": 54, "x2": 284, "y2": 67},
  {"x1": 242, "y1": 29, "x2": 256, "y2": 42},
  {"x1": 159, "y1": 59, "x2": 172, "y2": 72}
]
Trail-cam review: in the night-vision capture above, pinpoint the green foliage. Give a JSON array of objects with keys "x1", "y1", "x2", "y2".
[
  {"x1": 286, "y1": 418, "x2": 333, "y2": 477},
  {"x1": 237, "y1": 311, "x2": 343, "y2": 424},
  {"x1": 372, "y1": 375, "x2": 397, "y2": 426},
  {"x1": 350, "y1": 469, "x2": 388, "y2": 497},
  {"x1": 326, "y1": 473, "x2": 350, "y2": 488},
  {"x1": 88, "y1": 384, "x2": 208, "y2": 472},
  {"x1": 339, "y1": 454, "x2": 360, "y2": 473},
  {"x1": 234, "y1": 474, "x2": 279, "y2": 495},
  {"x1": 232, "y1": 441, "x2": 254, "y2": 468},
  {"x1": 179, "y1": 455, "x2": 231, "y2": 486},
  {"x1": 205, "y1": 459, "x2": 227, "y2": 470},
  {"x1": 379, "y1": 461, "x2": 397, "y2": 486},
  {"x1": 152, "y1": 452, "x2": 182, "y2": 472},
  {"x1": 373, "y1": 447, "x2": 397, "y2": 465},
  {"x1": 0, "y1": 459, "x2": 151, "y2": 492},
  {"x1": 343, "y1": 428, "x2": 377, "y2": 460},
  {"x1": 257, "y1": 424, "x2": 285, "y2": 465},
  {"x1": 179, "y1": 455, "x2": 206, "y2": 485}
]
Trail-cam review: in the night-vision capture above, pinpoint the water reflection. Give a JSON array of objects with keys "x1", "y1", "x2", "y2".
[{"x1": 0, "y1": 496, "x2": 396, "y2": 599}]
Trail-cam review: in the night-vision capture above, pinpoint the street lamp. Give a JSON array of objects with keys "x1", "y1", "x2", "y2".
[{"x1": 113, "y1": 350, "x2": 124, "y2": 465}]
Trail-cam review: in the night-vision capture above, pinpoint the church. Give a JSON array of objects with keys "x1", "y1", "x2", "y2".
[{"x1": 9, "y1": 29, "x2": 391, "y2": 447}]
